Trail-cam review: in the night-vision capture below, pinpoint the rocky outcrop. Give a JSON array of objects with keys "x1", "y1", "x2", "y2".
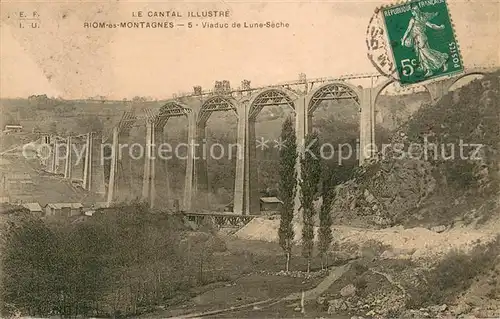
[
  {"x1": 330, "y1": 73, "x2": 500, "y2": 228},
  {"x1": 331, "y1": 158, "x2": 436, "y2": 228}
]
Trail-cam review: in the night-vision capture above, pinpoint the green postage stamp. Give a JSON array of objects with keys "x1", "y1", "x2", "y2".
[{"x1": 381, "y1": 0, "x2": 464, "y2": 85}]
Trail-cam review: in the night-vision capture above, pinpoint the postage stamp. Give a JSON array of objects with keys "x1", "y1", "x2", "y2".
[{"x1": 380, "y1": 0, "x2": 464, "y2": 85}]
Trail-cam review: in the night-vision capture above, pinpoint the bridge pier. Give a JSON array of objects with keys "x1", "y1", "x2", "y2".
[
  {"x1": 64, "y1": 136, "x2": 73, "y2": 180},
  {"x1": 45, "y1": 141, "x2": 52, "y2": 172},
  {"x1": 106, "y1": 127, "x2": 119, "y2": 206},
  {"x1": 233, "y1": 108, "x2": 245, "y2": 214},
  {"x1": 233, "y1": 101, "x2": 260, "y2": 215},
  {"x1": 82, "y1": 132, "x2": 106, "y2": 195},
  {"x1": 183, "y1": 111, "x2": 197, "y2": 211},
  {"x1": 183, "y1": 120, "x2": 210, "y2": 211},
  {"x1": 83, "y1": 133, "x2": 91, "y2": 188},
  {"x1": 142, "y1": 122, "x2": 157, "y2": 208},
  {"x1": 246, "y1": 119, "x2": 260, "y2": 214},
  {"x1": 157, "y1": 130, "x2": 172, "y2": 208},
  {"x1": 40, "y1": 135, "x2": 50, "y2": 167},
  {"x1": 142, "y1": 122, "x2": 154, "y2": 206},
  {"x1": 83, "y1": 133, "x2": 92, "y2": 189},
  {"x1": 294, "y1": 95, "x2": 308, "y2": 223},
  {"x1": 106, "y1": 127, "x2": 134, "y2": 205},
  {"x1": 141, "y1": 122, "x2": 172, "y2": 208},
  {"x1": 359, "y1": 88, "x2": 376, "y2": 163},
  {"x1": 233, "y1": 102, "x2": 248, "y2": 214},
  {"x1": 307, "y1": 115, "x2": 313, "y2": 134},
  {"x1": 49, "y1": 136, "x2": 58, "y2": 173},
  {"x1": 193, "y1": 123, "x2": 210, "y2": 210},
  {"x1": 425, "y1": 79, "x2": 454, "y2": 103}
]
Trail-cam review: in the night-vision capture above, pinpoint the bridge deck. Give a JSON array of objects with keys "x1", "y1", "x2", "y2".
[
  {"x1": 182, "y1": 211, "x2": 254, "y2": 217},
  {"x1": 182, "y1": 211, "x2": 256, "y2": 228}
]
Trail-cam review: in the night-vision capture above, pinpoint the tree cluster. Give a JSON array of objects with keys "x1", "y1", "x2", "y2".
[
  {"x1": 0, "y1": 204, "x2": 223, "y2": 318},
  {"x1": 277, "y1": 118, "x2": 357, "y2": 272}
]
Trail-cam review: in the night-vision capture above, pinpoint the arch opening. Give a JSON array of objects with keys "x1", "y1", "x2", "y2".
[
  {"x1": 111, "y1": 111, "x2": 145, "y2": 204},
  {"x1": 248, "y1": 89, "x2": 296, "y2": 121},
  {"x1": 198, "y1": 96, "x2": 237, "y2": 125},
  {"x1": 155, "y1": 100, "x2": 191, "y2": 209},
  {"x1": 307, "y1": 82, "x2": 361, "y2": 169},
  {"x1": 448, "y1": 73, "x2": 485, "y2": 92},
  {"x1": 102, "y1": 110, "x2": 137, "y2": 191},
  {"x1": 373, "y1": 82, "x2": 432, "y2": 154},
  {"x1": 245, "y1": 88, "x2": 297, "y2": 212},
  {"x1": 196, "y1": 95, "x2": 239, "y2": 211},
  {"x1": 308, "y1": 82, "x2": 360, "y2": 114}
]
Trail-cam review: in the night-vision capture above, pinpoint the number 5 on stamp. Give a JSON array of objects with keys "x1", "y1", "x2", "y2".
[{"x1": 381, "y1": 0, "x2": 464, "y2": 85}]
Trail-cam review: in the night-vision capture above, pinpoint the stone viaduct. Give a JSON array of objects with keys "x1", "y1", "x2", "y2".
[
  {"x1": 41, "y1": 132, "x2": 106, "y2": 195},
  {"x1": 40, "y1": 67, "x2": 495, "y2": 215}
]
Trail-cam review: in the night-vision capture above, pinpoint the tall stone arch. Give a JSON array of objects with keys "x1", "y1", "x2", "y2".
[
  {"x1": 301, "y1": 81, "x2": 364, "y2": 162},
  {"x1": 141, "y1": 101, "x2": 191, "y2": 209},
  {"x1": 106, "y1": 110, "x2": 138, "y2": 206},
  {"x1": 233, "y1": 88, "x2": 297, "y2": 215},
  {"x1": 185, "y1": 95, "x2": 239, "y2": 211}
]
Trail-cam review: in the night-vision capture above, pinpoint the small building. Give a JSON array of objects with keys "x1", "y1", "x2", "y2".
[
  {"x1": 22, "y1": 202, "x2": 43, "y2": 216},
  {"x1": 4, "y1": 125, "x2": 23, "y2": 133},
  {"x1": 223, "y1": 197, "x2": 283, "y2": 213},
  {"x1": 45, "y1": 203, "x2": 84, "y2": 217},
  {"x1": 260, "y1": 197, "x2": 283, "y2": 212}
]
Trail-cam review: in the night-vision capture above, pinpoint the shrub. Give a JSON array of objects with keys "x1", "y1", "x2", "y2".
[{"x1": 406, "y1": 235, "x2": 500, "y2": 308}]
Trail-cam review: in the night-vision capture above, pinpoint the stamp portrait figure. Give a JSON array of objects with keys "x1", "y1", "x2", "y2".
[
  {"x1": 380, "y1": 0, "x2": 464, "y2": 85},
  {"x1": 401, "y1": 4, "x2": 449, "y2": 77}
]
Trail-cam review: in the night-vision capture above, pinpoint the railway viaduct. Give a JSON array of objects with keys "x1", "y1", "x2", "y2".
[{"x1": 39, "y1": 67, "x2": 496, "y2": 216}]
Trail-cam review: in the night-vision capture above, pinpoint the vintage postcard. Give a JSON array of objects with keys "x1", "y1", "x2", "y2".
[{"x1": 0, "y1": 0, "x2": 499, "y2": 318}]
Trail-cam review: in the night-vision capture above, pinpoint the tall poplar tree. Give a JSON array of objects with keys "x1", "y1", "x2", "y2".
[
  {"x1": 278, "y1": 116, "x2": 297, "y2": 272},
  {"x1": 299, "y1": 131, "x2": 322, "y2": 273},
  {"x1": 318, "y1": 164, "x2": 354, "y2": 268},
  {"x1": 318, "y1": 167, "x2": 335, "y2": 269}
]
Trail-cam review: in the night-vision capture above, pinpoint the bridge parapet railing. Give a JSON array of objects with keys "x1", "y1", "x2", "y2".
[{"x1": 171, "y1": 73, "x2": 384, "y2": 100}]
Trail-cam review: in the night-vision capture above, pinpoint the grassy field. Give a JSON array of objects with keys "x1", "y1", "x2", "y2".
[{"x1": 141, "y1": 236, "x2": 350, "y2": 319}]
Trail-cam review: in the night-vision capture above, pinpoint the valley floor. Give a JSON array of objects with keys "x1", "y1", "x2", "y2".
[{"x1": 140, "y1": 209, "x2": 500, "y2": 319}]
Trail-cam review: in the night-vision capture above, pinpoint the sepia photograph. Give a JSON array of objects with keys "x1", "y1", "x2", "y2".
[{"x1": 0, "y1": 0, "x2": 499, "y2": 318}]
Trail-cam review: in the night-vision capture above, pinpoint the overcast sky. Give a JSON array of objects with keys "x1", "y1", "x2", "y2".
[{"x1": 1, "y1": 0, "x2": 498, "y2": 99}]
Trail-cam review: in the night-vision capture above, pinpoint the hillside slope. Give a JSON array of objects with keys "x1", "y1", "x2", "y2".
[{"x1": 331, "y1": 72, "x2": 500, "y2": 229}]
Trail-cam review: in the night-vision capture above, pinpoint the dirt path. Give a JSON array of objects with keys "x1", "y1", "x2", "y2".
[
  {"x1": 167, "y1": 298, "x2": 277, "y2": 318},
  {"x1": 284, "y1": 262, "x2": 352, "y2": 301},
  {"x1": 163, "y1": 262, "x2": 353, "y2": 318}
]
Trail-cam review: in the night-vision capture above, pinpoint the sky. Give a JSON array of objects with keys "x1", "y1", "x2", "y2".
[{"x1": 0, "y1": 0, "x2": 499, "y2": 99}]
